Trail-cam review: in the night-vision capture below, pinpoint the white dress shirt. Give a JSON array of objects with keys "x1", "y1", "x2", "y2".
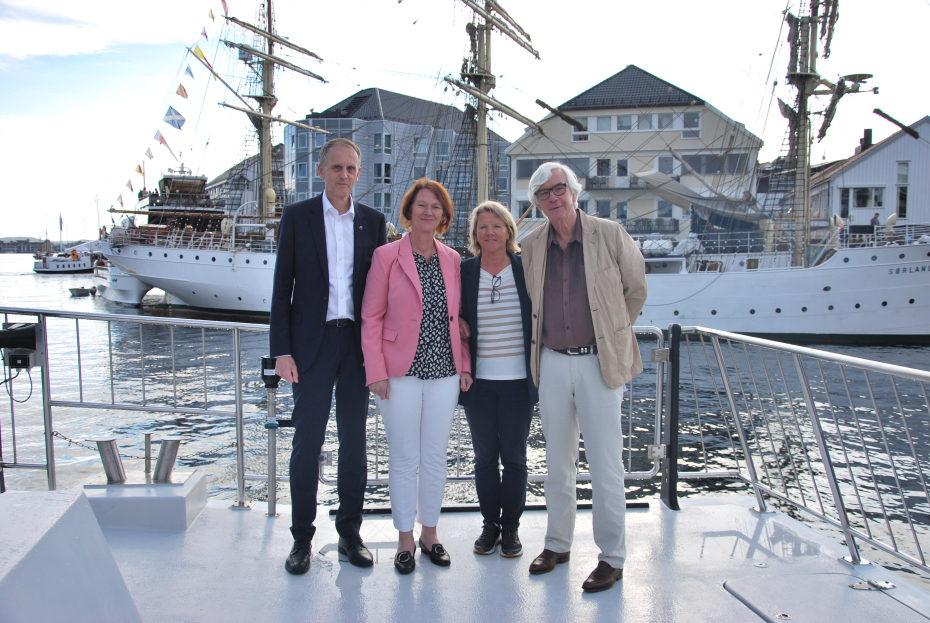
[{"x1": 322, "y1": 192, "x2": 356, "y2": 321}]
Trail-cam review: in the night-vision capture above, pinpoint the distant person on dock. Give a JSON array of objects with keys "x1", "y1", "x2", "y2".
[
  {"x1": 361, "y1": 178, "x2": 472, "y2": 574},
  {"x1": 521, "y1": 162, "x2": 647, "y2": 593},
  {"x1": 270, "y1": 138, "x2": 387, "y2": 575},
  {"x1": 871, "y1": 213, "x2": 881, "y2": 229},
  {"x1": 458, "y1": 201, "x2": 537, "y2": 558}
]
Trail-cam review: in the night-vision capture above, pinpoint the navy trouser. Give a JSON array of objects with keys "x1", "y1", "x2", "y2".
[
  {"x1": 289, "y1": 325, "x2": 368, "y2": 541},
  {"x1": 463, "y1": 378, "x2": 534, "y2": 530}
]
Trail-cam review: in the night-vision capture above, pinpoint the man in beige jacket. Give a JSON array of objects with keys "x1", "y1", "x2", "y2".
[{"x1": 521, "y1": 162, "x2": 647, "y2": 592}]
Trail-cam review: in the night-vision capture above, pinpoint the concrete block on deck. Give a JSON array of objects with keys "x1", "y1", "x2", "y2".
[
  {"x1": 83, "y1": 469, "x2": 207, "y2": 531},
  {"x1": 0, "y1": 489, "x2": 141, "y2": 623}
]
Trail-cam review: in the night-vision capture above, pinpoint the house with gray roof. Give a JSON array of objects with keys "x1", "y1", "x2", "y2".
[{"x1": 506, "y1": 65, "x2": 762, "y2": 240}]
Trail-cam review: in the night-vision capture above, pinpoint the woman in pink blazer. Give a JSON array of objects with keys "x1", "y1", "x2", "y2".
[{"x1": 361, "y1": 178, "x2": 472, "y2": 574}]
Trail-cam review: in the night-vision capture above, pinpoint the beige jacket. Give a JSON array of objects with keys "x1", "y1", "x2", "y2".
[{"x1": 522, "y1": 209, "x2": 648, "y2": 389}]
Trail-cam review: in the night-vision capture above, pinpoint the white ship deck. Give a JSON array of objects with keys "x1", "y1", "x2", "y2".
[{"x1": 100, "y1": 495, "x2": 930, "y2": 622}]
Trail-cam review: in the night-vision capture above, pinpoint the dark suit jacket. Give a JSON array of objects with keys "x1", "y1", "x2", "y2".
[
  {"x1": 458, "y1": 253, "x2": 538, "y2": 407},
  {"x1": 270, "y1": 195, "x2": 387, "y2": 372}
]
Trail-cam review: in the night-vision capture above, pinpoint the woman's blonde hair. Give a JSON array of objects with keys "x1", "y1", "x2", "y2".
[
  {"x1": 398, "y1": 178, "x2": 454, "y2": 235},
  {"x1": 467, "y1": 201, "x2": 520, "y2": 256}
]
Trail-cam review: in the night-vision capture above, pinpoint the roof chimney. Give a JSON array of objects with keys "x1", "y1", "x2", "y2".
[{"x1": 856, "y1": 128, "x2": 873, "y2": 154}]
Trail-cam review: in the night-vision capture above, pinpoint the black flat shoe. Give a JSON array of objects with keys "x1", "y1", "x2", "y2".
[
  {"x1": 418, "y1": 538, "x2": 451, "y2": 567},
  {"x1": 338, "y1": 535, "x2": 374, "y2": 568},
  {"x1": 285, "y1": 539, "x2": 312, "y2": 575},
  {"x1": 394, "y1": 550, "x2": 416, "y2": 574}
]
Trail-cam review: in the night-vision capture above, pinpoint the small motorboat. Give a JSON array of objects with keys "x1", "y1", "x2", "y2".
[{"x1": 68, "y1": 287, "x2": 97, "y2": 297}]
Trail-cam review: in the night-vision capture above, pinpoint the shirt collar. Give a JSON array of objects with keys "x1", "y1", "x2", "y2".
[
  {"x1": 322, "y1": 191, "x2": 355, "y2": 219},
  {"x1": 547, "y1": 208, "x2": 583, "y2": 246}
]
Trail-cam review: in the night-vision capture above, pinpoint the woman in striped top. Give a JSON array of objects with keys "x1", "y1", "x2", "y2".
[{"x1": 459, "y1": 201, "x2": 538, "y2": 558}]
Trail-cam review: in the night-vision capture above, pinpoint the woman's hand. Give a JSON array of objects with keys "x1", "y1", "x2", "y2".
[
  {"x1": 460, "y1": 371, "x2": 473, "y2": 392},
  {"x1": 369, "y1": 379, "x2": 390, "y2": 400},
  {"x1": 458, "y1": 317, "x2": 471, "y2": 339}
]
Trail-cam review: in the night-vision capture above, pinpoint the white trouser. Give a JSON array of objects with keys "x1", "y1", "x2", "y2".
[
  {"x1": 538, "y1": 347, "x2": 627, "y2": 568},
  {"x1": 376, "y1": 374, "x2": 460, "y2": 532}
]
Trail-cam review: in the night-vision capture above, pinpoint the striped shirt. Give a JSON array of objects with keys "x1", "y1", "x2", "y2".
[{"x1": 475, "y1": 265, "x2": 526, "y2": 380}]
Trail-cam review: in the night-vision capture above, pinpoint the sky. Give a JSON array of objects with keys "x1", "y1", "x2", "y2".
[{"x1": 1, "y1": 0, "x2": 928, "y2": 241}]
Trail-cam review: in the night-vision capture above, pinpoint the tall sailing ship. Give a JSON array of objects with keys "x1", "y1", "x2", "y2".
[{"x1": 98, "y1": 0, "x2": 930, "y2": 342}]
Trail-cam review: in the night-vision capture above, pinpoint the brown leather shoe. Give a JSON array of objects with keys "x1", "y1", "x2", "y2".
[
  {"x1": 529, "y1": 549, "x2": 570, "y2": 574},
  {"x1": 581, "y1": 561, "x2": 623, "y2": 592}
]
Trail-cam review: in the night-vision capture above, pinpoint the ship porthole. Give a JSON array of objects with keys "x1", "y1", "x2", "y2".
[
  {"x1": 263, "y1": 260, "x2": 268, "y2": 265},
  {"x1": 164, "y1": 253, "x2": 167, "y2": 258},
  {"x1": 882, "y1": 301, "x2": 888, "y2": 306},
  {"x1": 214, "y1": 294, "x2": 218, "y2": 298},
  {"x1": 228, "y1": 258, "x2": 232, "y2": 263},
  {"x1": 776, "y1": 308, "x2": 781, "y2": 313},
  {"x1": 148, "y1": 252, "x2": 152, "y2": 256},
  {"x1": 212, "y1": 257, "x2": 216, "y2": 262},
  {"x1": 899, "y1": 253, "x2": 905, "y2": 259},
  {"x1": 673, "y1": 310, "x2": 679, "y2": 316},
  {"x1": 180, "y1": 255, "x2": 183, "y2": 259},
  {"x1": 910, "y1": 299, "x2": 915, "y2": 304},
  {"x1": 843, "y1": 257, "x2": 849, "y2": 263},
  {"x1": 855, "y1": 303, "x2": 861, "y2": 309},
  {"x1": 238, "y1": 297, "x2": 242, "y2": 301},
  {"x1": 195, "y1": 256, "x2": 200, "y2": 260},
  {"x1": 802, "y1": 307, "x2": 807, "y2": 312},
  {"x1": 711, "y1": 310, "x2": 717, "y2": 315},
  {"x1": 871, "y1": 256, "x2": 877, "y2": 261},
  {"x1": 828, "y1": 305, "x2": 834, "y2": 310},
  {"x1": 750, "y1": 309, "x2": 755, "y2": 314},
  {"x1": 246, "y1": 259, "x2": 250, "y2": 264},
  {"x1": 823, "y1": 286, "x2": 831, "y2": 291}
]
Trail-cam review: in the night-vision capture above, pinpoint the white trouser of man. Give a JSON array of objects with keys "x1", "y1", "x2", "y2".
[
  {"x1": 538, "y1": 347, "x2": 626, "y2": 569},
  {"x1": 376, "y1": 374, "x2": 460, "y2": 531}
]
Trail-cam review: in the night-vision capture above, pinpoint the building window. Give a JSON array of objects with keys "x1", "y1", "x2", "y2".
[
  {"x1": 657, "y1": 200, "x2": 674, "y2": 218},
  {"x1": 384, "y1": 164, "x2": 392, "y2": 183},
  {"x1": 374, "y1": 133, "x2": 382, "y2": 154},
  {"x1": 596, "y1": 116, "x2": 611, "y2": 131},
  {"x1": 897, "y1": 162, "x2": 909, "y2": 184},
  {"x1": 373, "y1": 193, "x2": 382, "y2": 208},
  {"x1": 617, "y1": 115, "x2": 632, "y2": 131},
  {"x1": 854, "y1": 188, "x2": 871, "y2": 208},
  {"x1": 497, "y1": 176, "x2": 508, "y2": 191},
  {"x1": 682, "y1": 112, "x2": 701, "y2": 138},
  {"x1": 436, "y1": 141, "x2": 450, "y2": 160},
  {"x1": 572, "y1": 133, "x2": 589, "y2": 142},
  {"x1": 898, "y1": 186, "x2": 908, "y2": 218},
  {"x1": 704, "y1": 155, "x2": 724, "y2": 175},
  {"x1": 298, "y1": 133, "x2": 308, "y2": 148},
  {"x1": 840, "y1": 188, "x2": 850, "y2": 218},
  {"x1": 658, "y1": 156, "x2": 675, "y2": 175},
  {"x1": 727, "y1": 153, "x2": 750, "y2": 175},
  {"x1": 414, "y1": 166, "x2": 426, "y2": 179},
  {"x1": 290, "y1": 164, "x2": 295, "y2": 178},
  {"x1": 596, "y1": 159, "x2": 610, "y2": 177},
  {"x1": 434, "y1": 167, "x2": 447, "y2": 184},
  {"x1": 518, "y1": 200, "x2": 533, "y2": 218},
  {"x1": 314, "y1": 132, "x2": 325, "y2": 148},
  {"x1": 843, "y1": 187, "x2": 884, "y2": 209},
  {"x1": 384, "y1": 193, "x2": 392, "y2": 208},
  {"x1": 414, "y1": 138, "x2": 429, "y2": 156},
  {"x1": 384, "y1": 134, "x2": 392, "y2": 154},
  {"x1": 657, "y1": 113, "x2": 674, "y2": 129},
  {"x1": 578, "y1": 200, "x2": 588, "y2": 214},
  {"x1": 617, "y1": 159, "x2": 629, "y2": 177},
  {"x1": 290, "y1": 135, "x2": 296, "y2": 148},
  {"x1": 597, "y1": 200, "x2": 611, "y2": 219},
  {"x1": 637, "y1": 114, "x2": 653, "y2": 131},
  {"x1": 297, "y1": 163, "x2": 308, "y2": 178},
  {"x1": 616, "y1": 202, "x2": 628, "y2": 220},
  {"x1": 374, "y1": 163, "x2": 382, "y2": 182},
  {"x1": 298, "y1": 192, "x2": 309, "y2": 201},
  {"x1": 571, "y1": 117, "x2": 589, "y2": 142}
]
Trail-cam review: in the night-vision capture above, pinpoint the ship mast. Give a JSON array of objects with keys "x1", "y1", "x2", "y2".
[{"x1": 258, "y1": 0, "x2": 276, "y2": 219}]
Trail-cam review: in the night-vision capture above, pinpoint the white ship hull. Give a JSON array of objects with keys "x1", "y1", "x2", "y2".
[
  {"x1": 93, "y1": 263, "x2": 153, "y2": 306},
  {"x1": 103, "y1": 240, "x2": 930, "y2": 341},
  {"x1": 33, "y1": 254, "x2": 94, "y2": 274}
]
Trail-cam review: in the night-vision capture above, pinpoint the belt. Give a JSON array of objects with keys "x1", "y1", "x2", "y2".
[
  {"x1": 553, "y1": 345, "x2": 597, "y2": 356},
  {"x1": 324, "y1": 318, "x2": 354, "y2": 327}
]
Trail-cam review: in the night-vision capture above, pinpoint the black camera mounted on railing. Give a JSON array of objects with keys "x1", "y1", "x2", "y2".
[{"x1": 0, "y1": 323, "x2": 37, "y2": 369}]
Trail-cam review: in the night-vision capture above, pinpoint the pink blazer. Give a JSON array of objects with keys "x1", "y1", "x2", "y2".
[{"x1": 361, "y1": 235, "x2": 470, "y2": 386}]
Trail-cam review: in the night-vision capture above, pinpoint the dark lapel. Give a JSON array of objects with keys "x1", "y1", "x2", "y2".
[
  {"x1": 352, "y1": 204, "x2": 364, "y2": 284},
  {"x1": 463, "y1": 258, "x2": 480, "y2": 330},
  {"x1": 510, "y1": 253, "x2": 529, "y2": 314},
  {"x1": 309, "y1": 196, "x2": 328, "y2": 278}
]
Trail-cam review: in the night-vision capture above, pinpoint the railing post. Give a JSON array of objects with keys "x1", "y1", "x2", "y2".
[
  {"x1": 230, "y1": 328, "x2": 250, "y2": 510},
  {"x1": 36, "y1": 315, "x2": 57, "y2": 491},
  {"x1": 711, "y1": 336, "x2": 768, "y2": 513},
  {"x1": 660, "y1": 323, "x2": 681, "y2": 510},
  {"x1": 792, "y1": 353, "x2": 863, "y2": 564}
]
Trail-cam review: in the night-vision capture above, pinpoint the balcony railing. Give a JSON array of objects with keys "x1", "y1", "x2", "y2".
[{"x1": 622, "y1": 218, "x2": 680, "y2": 235}]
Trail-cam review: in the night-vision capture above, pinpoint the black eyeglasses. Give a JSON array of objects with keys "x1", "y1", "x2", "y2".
[
  {"x1": 491, "y1": 275, "x2": 502, "y2": 303},
  {"x1": 534, "y1": 182, "x2": 568, "y2": 202}
]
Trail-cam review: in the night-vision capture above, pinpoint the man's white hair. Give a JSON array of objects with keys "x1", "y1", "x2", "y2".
[{"x1": 528, "y1": 162, "x2": 583, "y2": 208}]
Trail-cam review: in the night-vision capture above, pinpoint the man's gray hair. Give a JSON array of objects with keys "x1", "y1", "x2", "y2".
[
  {"x1": 528, "y1": 162, "x2": 582, "y2": 208},
  {"x1": 318, "y1": 137, "x2": 361, "y2": 166}
]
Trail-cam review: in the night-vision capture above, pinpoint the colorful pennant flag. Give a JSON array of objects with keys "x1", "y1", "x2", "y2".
[
  {"x1": 154, "y1": 131, "x2": 178, "y2": 161},
  {"x1": 126, "y1": 180, "x2": 133, "y2": 192},
  {"x1": 192, "y1": 45, "x2": 215, "y2": 80},
  {"x1": 176, "y1": 84, "x2": 189, "y2": 99},
  {"x1": 117, "y1": 196, "x2": 124, "y2": 207},
  {"x1": 201, "y1": 27, "x2": 209, "y2": 41},
  {"x1": 221, "y1": 0, "x2": 228, "y2": 16},
  {"x1": 184, "y1": 64, "x2": 195, "y2": 79},
  {"x1": 208, "y1": 9, "x2": 215, "y2": 21},
  {"x1": 135, "y1": 165, "x2": 143, "y2": 175},
  {"x1": 145, "y1": 148, "x2": 154, "y2": 160},
  {"x1": 163, "y1": 106, "x2": 186, "y2": 130}
]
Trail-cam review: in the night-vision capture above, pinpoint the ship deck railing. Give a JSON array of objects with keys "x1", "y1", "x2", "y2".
[
  {"x1": 107, "y1": 223, "x2": 276, "y2": 254},
  {"x1": 1, "y1": 306, "x2": 930, "y2": 580}
]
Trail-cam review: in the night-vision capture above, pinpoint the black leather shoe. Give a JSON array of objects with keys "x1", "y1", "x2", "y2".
[
  {"x1": 285, "y1": 539, "x2": 312, "y2": 575},
  {"x1": 394, "y1": 550, "x2": 416, "y2": 574},
  {"x1": 500, "y1": 528, "x2": 523, "y2": 558},
  {"x1": 418, "y1": 538, "x2": 451, "y2": 567},
  {"x1": 529, "y1": 549, "x2": 570, "y2": 574},
  {"x1": 474, "y1": 523, "x2": 501, "y2": 555},
  {"x1": 338, "y1": 535, "x2": 374, "y2": 568},
  {"x1": 582, "y1": 561, "x2": 623, "y2": 592}
]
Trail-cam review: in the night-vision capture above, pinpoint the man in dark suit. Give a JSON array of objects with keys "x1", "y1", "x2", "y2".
[{"x1": 270, "y1": 137, "x2": 387, "y2": 574}]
